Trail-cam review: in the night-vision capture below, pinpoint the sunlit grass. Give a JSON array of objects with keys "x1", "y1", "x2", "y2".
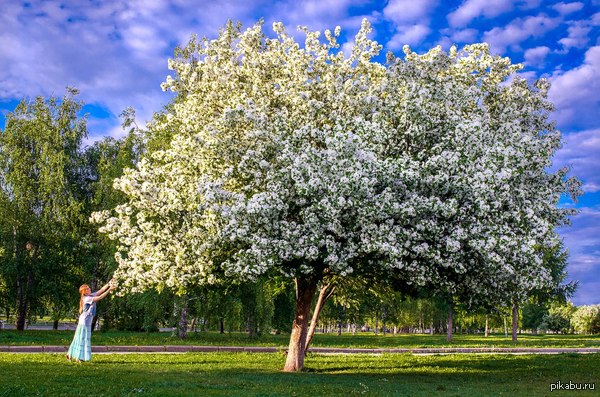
[
  {"x1": 0, "y1": 352, "x2": 598, "y2": 396},
  {"x1": 1, "y1": 329, "x2": 599, "y2": 348}
]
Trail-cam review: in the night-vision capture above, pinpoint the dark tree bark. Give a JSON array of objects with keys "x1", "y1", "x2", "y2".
[
  {"x1": 16, "y1": 270, "x2": 33, "y2": 331},
  {"x1": 284, "y1": 277, "x2": 318, "y2": 372},
  {"x1": 16, "y1": 278, "x2": 24, "y2": 331},
  {"x1": 247, "y1": 313, "x2": 256, "y2": 338},
  {"x1": 219, "y1": 317, "x2": 225, "y2": 334},
  {"x1": 447, "y1": 304, "x2": 453, "y2": 342},
  {"x1": 178, "y1": 297, "x2": 188, "y2": 339},
  {"x1": 512, "y1": 301, "x2": 518, "y2": 342},
  {"x1": 16, "y1": 242, "x2": 37, "y2": 331}
]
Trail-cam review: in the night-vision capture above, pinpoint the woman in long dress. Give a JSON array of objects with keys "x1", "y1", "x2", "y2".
[{"x1": 67, "y1": 281, "x2": 113, "y2": 362}]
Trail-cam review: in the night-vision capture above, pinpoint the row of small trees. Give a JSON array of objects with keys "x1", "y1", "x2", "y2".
[
  {"x1": 522, "y1": 302, "x2": 600, "y2": 334},
  {"x1": 1, "y1": 20, "x2": 583, "y2": 371},
  {"x1": 16, "y1": 281, "x2": 600, "y2": 336}
]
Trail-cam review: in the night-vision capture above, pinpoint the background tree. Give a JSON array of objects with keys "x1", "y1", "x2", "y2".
[
  {"x1": 0, "y1": 88, "x2": 87, "y2": 330},
  {"x1": 521, "y1": 301, "x2": 549, "y2": 333},
  {"x1": 571, "y1": 305, "x2": 600, "y2": 334},
  {"x1": 541, "y1": 301, "x2": 576, "y2": 334}
]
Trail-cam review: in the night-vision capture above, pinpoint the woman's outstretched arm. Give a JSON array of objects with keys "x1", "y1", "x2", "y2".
[
  {"x1": 92, "y1": 285, "x2": 114, "y2": 302},
  {"x1": 96, "y1": 279, "x2": 114, "y2": 295}
]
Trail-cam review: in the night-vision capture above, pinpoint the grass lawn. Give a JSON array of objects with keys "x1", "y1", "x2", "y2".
[
  {"x1": 0, "y1": 352, "x2": 598, "y2": 396},
  {"x1": 1, "y1": 329, "x2": 599, "y2": 348}
]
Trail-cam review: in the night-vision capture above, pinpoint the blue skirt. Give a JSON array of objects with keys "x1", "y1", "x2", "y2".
[{"x1": 67, "y1": 323, "x2": 92, "y2": 361}]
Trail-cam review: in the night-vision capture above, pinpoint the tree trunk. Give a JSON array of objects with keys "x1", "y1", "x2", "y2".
[
  {"x1": 219, "y1": 317, "x2": 224, "y2": 334},
  {"x1": 16, "y1": 269, "x2": 33, "y2": 331},
  {"x1": 178, "y1": 297, "x2": 188, "y2": 339},
  {"x1": 512, "y1": 301, "x2": 518, "y2": 342},
  {"x1": 485, "y1": 315, "x2": 489, "y2": 337},
  {"x1": 284, "y1": 277, "x2": 318, "y2": 372},
  {"x1": 503, "y1": 316, "x2": 508, "y2": 337},
  {"x1": 16, "y1": 279, "x2": 26, "y2": 331},
  {"x1": 430, "y1": 321, "x2": 434, "y2": 335},
  {"x1": 447, "y1": 305, "x2": 453, "y2": 342},
  {"x1": 247, "y1": 312, "x2": 256, "y2": 337},
  {"x1": 375, "y1": 311, "x2": 379, "y2": 335},
  {"x1": 305, "y1": 283, "x2": 334, "y2": 352}
]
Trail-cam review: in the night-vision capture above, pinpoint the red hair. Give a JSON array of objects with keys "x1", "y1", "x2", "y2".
[{"x1": 78, "y1": 284, "x2": 90, "y2": 314}]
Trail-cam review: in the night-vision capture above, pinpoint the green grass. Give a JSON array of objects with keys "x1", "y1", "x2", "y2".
[
  {"x1": 1, "y1": 329, "x2": 599, "y2": 348},
  {"x1": 0, "y1": 352, "x2": 598, "y2": 396}
]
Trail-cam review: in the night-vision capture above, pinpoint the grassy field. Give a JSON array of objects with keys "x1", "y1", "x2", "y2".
[
  {"x1": 1, "y1": 329, "x2": 599, "y2": 348},
  {"x1": 0, "y1": 352, "x2": 598, "y2": 396}
]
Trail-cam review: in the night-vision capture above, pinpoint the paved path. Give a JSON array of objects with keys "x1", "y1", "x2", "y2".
[{"x1": 1, "y1": 345, "x2": 599, "y2": 354}]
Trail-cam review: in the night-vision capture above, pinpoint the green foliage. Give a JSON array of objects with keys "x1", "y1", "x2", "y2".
[
  {"x1": 541, "y1": 302, "x2": 577, "y2": 334},
  {"x1": 270, "y1": 281, "x2": 295, "y2": 333},
  {"x1": 103, "y1": 290, "x2": 173, "y2": 332},
  {"x1": 522, "y1": 302, "x2": 549, "y2": 332},
  {"x1": 571, "y1": 305, "x2": 600, "y2": 334},
  {"x1": 0, "y1": 88, "x2": 88, "y2": 329}
]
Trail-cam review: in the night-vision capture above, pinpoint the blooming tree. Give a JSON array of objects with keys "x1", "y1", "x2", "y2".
[
  {"x1": 93, "y1": 20, "x2": 579, "y2": 371},
  {"x1": 571, "y1": 305, "x2": 600, "y2": 334}
]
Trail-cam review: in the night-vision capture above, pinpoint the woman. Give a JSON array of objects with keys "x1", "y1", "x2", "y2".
[{"x1": 66, "y1": 281, "x2": 113, "y2": 362}]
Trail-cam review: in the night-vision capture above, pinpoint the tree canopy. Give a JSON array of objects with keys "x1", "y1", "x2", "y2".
[{"x1": 92, "y1": 20, "x2": 580, "y2": 371}]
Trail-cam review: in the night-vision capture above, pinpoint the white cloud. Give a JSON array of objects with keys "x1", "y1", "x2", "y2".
[
  {"x1": 483, "y1": 15, "x2": 561, "y2": 54},
  {"x1": 516, "y1": 70, "x2": 538, "y2": 82},
  {"x1": 582, "y1": 182, "x2": 600, "y2": 193},
  {"x1": 558, "y1": 207, "x2": 600, "y2": 305},
  {"x1": 268, "y1": 0, "x2": 366, "y2": 33},
  {"x1": 387, "y1": 25, "x2": 432, "y2": 49},
  {"x1": 549, "y1": 46, "x2": 600, "y2": 129},
  {"x1": 0, "y1": 0, "x2": 259, "y2": 136},
  {"x1": 559, "y1": 20, "x2": 593, "y2": 51},
  {"x1": 552, "y1": 2, "x2": 585, "y2": 15},
  {"x1": 524, "y1": 45, "x2": 550, "y2": 66},
  {"x1": 341, "y1": 41, "x2": 354, "y2": 58},
  {"x1": 383, "y1": 0, "x2": 437, "y2": 51},
  {"x1": 553, "y1": 128, "x2": 600, "y2": 190},
  {"x1": 448, "y1": 0, "x2": 520, "y2": 27},
  {"x1": 450, "y1": 28, "x2": 479, "y2": 43},
  {"x1": 384, "y1": 0, "x2": 438, "y2": 24}
]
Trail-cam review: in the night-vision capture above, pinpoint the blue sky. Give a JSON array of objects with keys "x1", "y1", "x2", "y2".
[{"x1": 0, "y1": 0, "x2": 598, "y2": 305}]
